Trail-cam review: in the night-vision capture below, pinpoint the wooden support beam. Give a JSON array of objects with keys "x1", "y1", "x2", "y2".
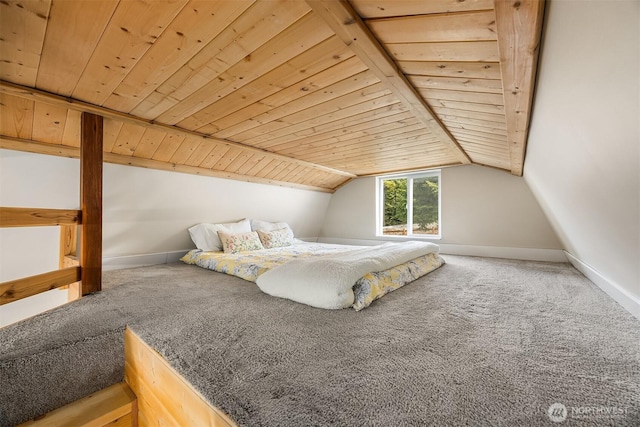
[
  {"x1": 59, "y1": 224, "x2": 81, "y2": 302},
  {"x1": 494, "y1": 0, "x2": 545, "y2": 176},
  {"x1": 80, "y1": 112, "x2": 103, "y2": 295},
  {"x1": 0, "y1": 207, "x2": 81, "y2": 227},
  {"x1": 305, "y1": 0, "x2": 471, "y2": 165},
  {"x1": 0, "y1": 267, "x2": 81, "y2": 305},
  {"x1": 0, "y1": 80, "x2": 356, "y2": 179}
]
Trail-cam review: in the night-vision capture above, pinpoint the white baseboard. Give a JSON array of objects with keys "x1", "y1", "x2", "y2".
[
  {"x1": 317, "y1": 237, "x2": 567, "y2": 262},
  {"x1": 102, "y1": 250, "x2": 190, "y2": 271},
  {"x1": 438, "y1": 244, "x2": 567, "y2": 262},
  {"x1": 564, "y1": 251, "x2": 640, "y2": 321}
]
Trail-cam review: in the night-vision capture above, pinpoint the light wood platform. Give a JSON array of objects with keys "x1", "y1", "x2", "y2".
[
  {"x1": 124, "y1": 327, "x2": 237, "y2": 427},
  {"x1": 18, "y1": 382, "x2": 137, "y2": 427}
]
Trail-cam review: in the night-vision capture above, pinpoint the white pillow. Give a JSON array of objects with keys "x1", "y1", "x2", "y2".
[
  {"x1": 188, "y1": 219, "x2": 251, "y2": 251},
  {"x1": 250, "y1": 219, "x2": 294, "y2": 239}
]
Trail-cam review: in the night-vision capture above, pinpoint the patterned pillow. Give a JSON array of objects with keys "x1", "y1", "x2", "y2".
[
  {"x1": 218, "y1": 231, "x2": 264, "y2": 254},
  {"x1": 257, "y1": 228, "x2": 293, "y2": 249}
]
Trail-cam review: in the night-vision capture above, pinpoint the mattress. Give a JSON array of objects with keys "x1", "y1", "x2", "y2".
[{"x1": 181, "y1": 242, "x2": 444, "y2": 310}]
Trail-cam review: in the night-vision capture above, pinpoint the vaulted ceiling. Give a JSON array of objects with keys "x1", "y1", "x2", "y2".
[{"x1": 0, "y1": 0, "x2": 544, "y2": 192}]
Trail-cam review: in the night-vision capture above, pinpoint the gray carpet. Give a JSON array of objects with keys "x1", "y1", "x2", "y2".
[{"x1": 1, "y1": 255, "x2": 639, "y2": 426}]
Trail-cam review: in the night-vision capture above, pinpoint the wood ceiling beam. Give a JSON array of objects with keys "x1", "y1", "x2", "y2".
[
  {"x1": 494, "y1": 0, "x2": 545, "y2": 176},
  {"x1": 0, "y1": 80, "x2": 356, "y2": 180},
  {"x1": 0, "y1": 135, "x2": 338, "y2": 193},
  {"x1": 305, "y1": 0, "x2": 471, "y2": 166}
]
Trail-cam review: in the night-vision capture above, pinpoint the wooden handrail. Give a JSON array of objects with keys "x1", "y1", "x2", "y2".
[
  {"x1": 0, "y1": 207, "x2": 81, "y2": 227},
  {"x1": 0, "y1": 266, "x2": 81, "y2": 305}
]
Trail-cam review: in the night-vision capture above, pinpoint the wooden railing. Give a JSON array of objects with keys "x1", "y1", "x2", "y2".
[
  {"x1": 0, "y1": 112, "x2": 103, "y2": 315},
  {"x1": 0, "y1": 207, "x2": 82, "y2": 305}
]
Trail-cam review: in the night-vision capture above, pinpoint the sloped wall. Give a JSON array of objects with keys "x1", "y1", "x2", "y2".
[
  {"x1": 524, "y1": 1, "x2": 639, "y2": 307},
  {"x1": 0, "y1": 149, "x2": 331, "y2": 264},
  {"x1": 320, "y1": 164, "x2": 563, "y2": 260}
]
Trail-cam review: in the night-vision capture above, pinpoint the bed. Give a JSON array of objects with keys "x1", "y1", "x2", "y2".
[{"x1": 180, "y1": 219, "x2": 445, "y2": 311}]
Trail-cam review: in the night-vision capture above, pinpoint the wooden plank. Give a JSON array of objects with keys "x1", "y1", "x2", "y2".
[
  {"x1": 398, "y1": 61, "x2": 502, "y2": 79},
  {"x1": 223, "y1": 152, "x2": 253, "y2": 174},
  {"x1": 237, "y1": 92, "x2": 398, "y2": 146},
  {"x1": 449, "y1": 128, "x2": 508, "y2": 143},
  {"x1": 257, "y1": 103, "x2": 409, "y2": 148},
  {"x1": 151, "y1": 132, "x2": 186, "y2": 162},
  {"x1": 351, "y1": 0, "x2": 494, "y2": 18},
  {"x1": 168, "y1": 137, "x2": 201, "y2": 165},
  {"x1": 80, "y1": 112, "x2": 103, "y2": 295},
  {"x1": 183, "y1": 39, "x2": 360, "y2": 132},
  {"x1": 103, "y1": 119, "x2": 125, "y2": 153},
  {"x1": 0, "y1": 81, "x2": 356, "y2": 178},
  {"x1": 270, "y1": 116, "x2": 421, "y2": 153},
  {"x1": 430, "y1": 106, "x2": 506, "y2": 124},
  {"x1": 31, "y1": 102, "x2": 68, "y2": 144},
  {"x1": 494, "y1": 0, "x2": 545, "y2": 175},
  {"x1": 437, "y1": 114, "x2": 506, "y2": 130},
  {"x1": 0, "y1": 267, "x2": 81, "y2": 305},
  {"x1": 17, "y1": 382, "x2": 136, "y2": 427},
  {"x1": 132, "y1": 0, "x2": 315, "y2": 120},
  {"x1": 60, "y1": 109, "x2": 82, "y2": 147},
  {"x1": 421, "y1": 88, "x2": 505, "y2": 105},
  {"x1": 124, "y1": 328, "x2": 237, "y2": 427},
  {"x1": 427, "y1": 98, "x2": 505, "y2": 114},
  {"x1": 387, "y1": 41, "x2": 499, "y2": 62},
  {"x1": 110, "y1": 122, "x2": 146, "y2": 156},
  {"x1": 36, "y1": 0, "x2": 118, "y2": 96},
  {"x1": 155, "y1": 12, "x2": 334, "y2": 125},
  {"x1": 299, "y1": 133, "x2": 439, "y2": 162},
  {"x1": 306, "y1": 0, "x2": 470, "y2": 165},
  {"x1": 0, "y1": 135, "x2": 338, "y2": 193},
  {"x1": 219, "y1": 71, "x2": 381, "y2": 139},
  {"x1": 281, "y1": 122, "x2": 428, "y2": 156},
  {"x1": 442, "y1": 119, "x2": 507, "y2": 136},
  {"x1": 59, "y1": 224, "x2": 77, "y2": 265},
  {"x1": 132, "y1": 128, "x2": 167, "y2": 159},
  {"x1": 198, "y1": 144, "x2": 230, "y2": 169},
  {"x1": 104, "y1": 0, "x2": 255, "y2": 112},
  {"x1": 409, "y1": 75, "x2": 503, "y2": 94},
  {"x1": 0, "y1": 0, "x2": 51, "y2": 86},
  {"x1": 0, "y1": 94, "x2": 34, "y2": 139},
  {"x1": 209, "y1": 54, "x2": 367, "y2": 137},
  {"x1": 367, "y1": 11, "x2": 497, "y2": 43},
  {"x1": 72, "y1": 0, "x2": 189, "y2": 105},
  {"x1": 184, "y1": 141, "x2": 216, "y2": 167},
  {"x1": 0, "y1": 207, "x2": 80, "y2": 227}
]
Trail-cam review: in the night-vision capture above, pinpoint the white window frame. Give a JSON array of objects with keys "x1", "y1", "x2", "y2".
[{"x1": 375, "y1": 170, "x2": 442, "y2": 240}]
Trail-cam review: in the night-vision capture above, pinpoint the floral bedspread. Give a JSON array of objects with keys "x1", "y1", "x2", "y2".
[{"x1": 181, "y1": 242, "x2": 444, "y2": 310}]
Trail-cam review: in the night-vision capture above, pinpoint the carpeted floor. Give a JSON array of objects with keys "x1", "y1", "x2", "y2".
[{"x1": 1, "y1": 255, "x2": 639, "y2": 426}]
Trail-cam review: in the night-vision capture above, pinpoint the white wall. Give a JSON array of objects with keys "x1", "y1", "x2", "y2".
[
  {"x1": 102, "y1": 162, "x2": 330, "y2": 258},
  {"x1": 320, "y1": 165, "x2": 563, "y2": 260},
  {"x1": 524, "y1": 1, "x2": 639, "y2": 310},
  {"x1": 0, "y1": 149, "x2": 330, "y2": 260},
  {"x1": 0, "y1": 148, "x2": 331, "y2": 324}
]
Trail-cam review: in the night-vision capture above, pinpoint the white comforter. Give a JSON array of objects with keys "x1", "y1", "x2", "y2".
[{"x1": 256, "y1": 241, "x2": 439, "y2": 309}]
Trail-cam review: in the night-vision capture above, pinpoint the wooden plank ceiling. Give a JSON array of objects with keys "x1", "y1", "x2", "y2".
[{"x1": 0, "y1": 0, "x2": 544, "y2": 192}]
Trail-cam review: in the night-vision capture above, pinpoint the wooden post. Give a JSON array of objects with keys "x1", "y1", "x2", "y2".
[{"x1": 80, "y1": 112, "x2": 103, "y2": 295}]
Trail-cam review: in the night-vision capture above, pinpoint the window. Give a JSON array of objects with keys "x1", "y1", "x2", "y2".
[{"x1": 376, "y1": 170, "x2": 441, "y2": 238}]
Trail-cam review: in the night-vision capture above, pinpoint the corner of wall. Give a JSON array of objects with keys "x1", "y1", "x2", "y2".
[{"x1": 564, "y1": 251, "x2": 640, "y2": 321}]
